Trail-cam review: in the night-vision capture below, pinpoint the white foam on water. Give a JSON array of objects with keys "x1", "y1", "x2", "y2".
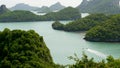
[{"x1": 86, "y1": 48, "x2": 107, "y2": 58}]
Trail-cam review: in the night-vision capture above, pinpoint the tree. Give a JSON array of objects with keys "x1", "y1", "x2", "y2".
[{"x1": 0, "y1": 28, "x2": 57, "y2": 68}]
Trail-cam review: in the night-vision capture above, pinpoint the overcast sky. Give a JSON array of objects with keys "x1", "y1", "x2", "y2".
[{"x1": 0, "y1": 0, "x2": 83, "y2": 8}]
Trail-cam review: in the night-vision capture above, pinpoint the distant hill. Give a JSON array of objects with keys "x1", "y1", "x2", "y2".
[
  {"x1": 52, "y1": 14, "x2": 109, "y2": 31},
  {"x1": 0, "y1": 10, "x2": 40, "y2": 22},
  {"x1": 0, "y1": 6, "x2": 81, "y2": 22},
  {"x1": 42, "y1": 7, "x2": 81, "y2": 20},
  {"x1": 35, "y1": 2, "x2": 65, "y2": 13},
  {"x1": 49, "y1": 2, "x2": 65, "y2": 11},
  {"x1": 77, "y1": 0, "x2": 120, "y2": 14},
  {"x1": 10, "y1": 3, "x2": 39, "y2": 11},
  {"x1": 0, "y1": 5, "x2": 10, "y2": 14},
  {"x1": 35, "y1": 6, "x2": 52, "y2": 13},
  {"x1": 10, "y1": 2, "x2": 65, "y2": 13}
]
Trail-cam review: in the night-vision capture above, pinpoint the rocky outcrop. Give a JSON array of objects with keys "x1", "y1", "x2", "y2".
[
  {"x1": 77, "y1": 0, "x2": 120, "y2": 14},
  {"x1": 0, "y1": 5, "x2": 9, "y2": 14}
]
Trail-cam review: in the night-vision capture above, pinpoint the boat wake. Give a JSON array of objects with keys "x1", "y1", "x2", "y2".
[{"x1": 86, "y1": 48, "x2": 107, "y2": 58}]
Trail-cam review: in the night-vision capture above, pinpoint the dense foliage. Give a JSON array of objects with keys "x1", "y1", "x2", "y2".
[
  {"x1": 84, "y1": 14, "x2": 120, "y2": 42},
  {"x1": 0, "y1": 28, "x2": 57, "y2": 68},
  {"x1": 52, "y1": 14, "x2": 109, "y2": 31},
  {"x1": 0, "y1": 7, "x2": 81, "y2": 22},
  {"x1": 52, "y1": 21, "x2": 64, "y2": 30},
  {"x1": 41, "y1": 7, "x2": 81, "y2": 20},
  {"x1": 69, "y1": 53, "x2": 120, "y2": 68},
  {"x1": 0, "y1": 10, "x2": 40, "y2": 22}
]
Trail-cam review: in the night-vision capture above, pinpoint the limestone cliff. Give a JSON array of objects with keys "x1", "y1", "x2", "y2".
[{"x1": 77, "y1": 0, "x2": 120, "y2": 14}]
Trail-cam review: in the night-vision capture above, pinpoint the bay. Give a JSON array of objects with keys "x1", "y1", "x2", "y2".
[{"x1": 0, "y1": 21, "x2": 120, "y2": 65}]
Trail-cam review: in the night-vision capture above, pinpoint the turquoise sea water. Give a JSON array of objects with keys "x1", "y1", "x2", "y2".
[{"x1": 0, "y1": 21, "x2": 120, "y2": 65}]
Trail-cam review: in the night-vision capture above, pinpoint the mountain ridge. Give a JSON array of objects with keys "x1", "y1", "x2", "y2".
[
  {"x1": 77, "y1": 0, "x2": 120, "y2": 14},
  {"x1": 10, "y1": 3, "x2": 39, "y2": 11},
  {"x1": 49, "y1": 2, "x2": 65, "y2": 11},
  {"x1": 10, "y1": 2, "x2": 65, "y2": 13},
  {"x1": 35, "y1": 2, "x2": 65, "y2": 13}
]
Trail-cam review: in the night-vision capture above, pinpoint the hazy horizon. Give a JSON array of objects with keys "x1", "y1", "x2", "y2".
[{"x1": 0, "y1": 0, "x2": 82, "y2": 8}]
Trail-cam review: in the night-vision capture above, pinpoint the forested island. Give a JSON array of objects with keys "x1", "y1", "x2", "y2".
[
  {"x1": 0, "y1": 10, "x2": 40, "y2": 22},
  {"x1": 52, "y1": 21, "x2": 64, "y2": 30},
  {"x1": 52, "y1": 13, "x2": 120, "y2": 42},
  {"x1": 0, "y1": 5, "x2": 81, "y2": 22},
  {"x1": 52, "y1": 14, "x2": 109, "y2": 31},
  {"x1": 84, "y1": 14, "x2": 120, "y2": 42}
]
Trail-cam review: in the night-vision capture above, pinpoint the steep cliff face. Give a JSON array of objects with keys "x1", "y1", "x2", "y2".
[
  {"x1": 77, "y1": 0, "x2": 120, "y2": 14},
  {"x1": 0, "y1": 5, "x2": 9, "y2": 14},
  {"x1": 77, "y1": 0, "x2": 88, "y2": 12}
]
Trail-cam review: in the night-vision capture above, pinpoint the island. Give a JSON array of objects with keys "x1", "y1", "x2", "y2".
[
  {"x1": 0, "y1": 5, "x2": 81, "y2": 22},
  {"x1": 52, "y1": 14, "x2": 109, "y2": 31},
  {"x1": 84, "y1": 14, "x2": 120, "y2": 42}
]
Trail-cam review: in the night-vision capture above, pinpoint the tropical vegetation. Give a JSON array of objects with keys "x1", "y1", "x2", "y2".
[
  {"x1": 0, "y1": 28, "x2": 57, "y2": 68},
  {"x1": 84, "y1": 14, "x2": 120, "y2": 42},
  {"x1": 52, "y1": 14, "x2": 109, "y2": 31},
  {"x1": 0, "y1": 10, "x2": 40, "y2": 22},
  {"x1": 0, "y1": 28, "x2": 120, "y2": 68},
  {"x1": 0, "y1": 6, "x2": 81, "y2": 22},
  {"x1": 42, "y1": 7, "x2": 81, "y2": 20},
  {"x1": 69, "y1": 53, "x2": 120, "y2": 68},
  {"x1": 52, "y1": 21, "x2": 64, "y2": 30}
]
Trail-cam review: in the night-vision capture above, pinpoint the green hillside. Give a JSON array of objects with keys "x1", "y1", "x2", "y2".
[
  {"x1": 0, "y1": 10, "x2": 40, "y2": 22},
  {"x1": 84, "y1": 14, "x2": 120, "y2": 42},
  {"x1": 52, "y1": 14, "x2": 109, "y2": 31},
  {"x1": 0, "y1": 28, "x2": 57, "y2": 68},
  {"x1": 0, "y1": 6, "x2": 81, "y2": 22},
  {"x1": 42, "y1": 7, "x2": 81, "y2": 20}
]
